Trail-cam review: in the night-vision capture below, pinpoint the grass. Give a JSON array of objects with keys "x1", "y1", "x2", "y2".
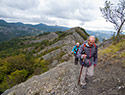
[
  {"x1": 99, "y1": 40, "x2": 125, "y2": 56},
  {"x1": 98, "y1": 39, "x2": 125, "y2": 65},
  {"x1": 120, "y1": 52, "x2": 125, "y2": 58}
]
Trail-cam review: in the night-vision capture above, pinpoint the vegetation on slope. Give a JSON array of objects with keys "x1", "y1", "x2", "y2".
[
  {"x1": 98, "y1": 36, "x2": 125, "y2": 67},
  {"x1": 0, "y1": 30, "x2": 74, "y2": 94}
]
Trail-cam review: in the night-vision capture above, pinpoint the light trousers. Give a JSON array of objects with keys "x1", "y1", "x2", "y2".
[{"x1": 80, "y1": 64, "x2": 94, "y2": 85}]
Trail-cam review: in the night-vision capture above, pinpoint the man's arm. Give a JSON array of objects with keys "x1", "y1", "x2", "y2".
[
  {"x1": 94, "y1": 45, "x2": 98, "y2": 65},
  {"x1": 77, "y1": 44, "x2": 84, "y2": 58},
  {"x1": 71, "y1": 45, "x2": 76, "y2": 53}
]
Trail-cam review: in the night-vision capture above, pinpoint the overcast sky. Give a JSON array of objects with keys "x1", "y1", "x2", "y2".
[{"x1": 0, "y1": 0, "x2": 122, "y2": 31}]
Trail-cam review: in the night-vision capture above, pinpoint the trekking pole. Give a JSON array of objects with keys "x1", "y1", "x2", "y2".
[
  {"x1": 78, "y1": 64, "x2": 84, "y2": 85},
  {"x1": 73, "y1": 54, "x2": 74, "y2": 64}
]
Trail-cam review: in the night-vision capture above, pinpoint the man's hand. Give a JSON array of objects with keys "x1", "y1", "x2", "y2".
[
  {"x1": 94, "y1": 64, "x2": 96, "y2": 67},
  {"x1": 81, "y1": 54, "x2": 87, "y2": 59},
  {"x1": 71, "y1": 51, "x2": 74, "y2": 54}
]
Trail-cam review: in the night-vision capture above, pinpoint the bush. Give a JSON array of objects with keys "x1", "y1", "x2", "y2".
[
  {"x1": 8, "y1": 69, "x2": 28, "y2": 84},
  {"x1": 55, "y1": 31, "x2": 63, "y2": 36},
  {"x1": 33, "y1": 59, "x2": 49, "y2": 75},
  {"x1": 3, "y1": 54, "x2": 35, "y2": 74},
  {"x1": 38, "y1": 46, "x2": 61, "y2": 57},
  {"x1": 100, "y1": 40, "x2": 125, "y2": 55},
  {"x1": 0, "y1": 69, "x2": 28, "y2": 94},
  {"x1": 0, "y1": 54, "x2": 51, "y2": 94}
]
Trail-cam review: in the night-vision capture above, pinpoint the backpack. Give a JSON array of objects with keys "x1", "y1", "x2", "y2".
[
  {"x1": 74, "y1": 45, "x2": 80, "y2": 54},
  {"x1": 81, "y1": 43, "x2": 96, "y2": 67}
]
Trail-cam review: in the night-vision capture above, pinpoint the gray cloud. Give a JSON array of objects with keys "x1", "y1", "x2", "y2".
[
  {"x1": 40, "y1": 0, "x2": 97, "y2": 21},
  {"x1": 0, "y1": 0, "x2": 98, "y2": 23},
  {"x1": 0, "y1": 0, "x2": 120, "y2": 31},
  {"x1": 1, "y1": 0, "x2": 39, "y2": 10}
]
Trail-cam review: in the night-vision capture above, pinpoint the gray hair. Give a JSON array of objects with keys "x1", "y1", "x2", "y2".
[{"x1": 88, "y1": 36, "x2": 95, "y2": 41}]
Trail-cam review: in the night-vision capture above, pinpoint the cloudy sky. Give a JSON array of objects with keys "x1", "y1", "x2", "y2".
[{"x1": 0, "y1": 0, "x2": 122, "y2": 31}]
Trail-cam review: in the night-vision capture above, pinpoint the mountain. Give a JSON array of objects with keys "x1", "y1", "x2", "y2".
[
  {"x1": 86, "y1": 30, "x2": 113, "y2": 42},
  {"x1": 0, "y1": 19, "x2": 69, "y2": 42},
  {"x1": 0, "y1": 27, "x2": 89, "y2": 94},
  {"x1": 0, "y1": 20, "x2": 69, "y2": 32},
  {"x1": 1, "y1": 34, "x2": 125, "y2": 95},
  {"x1": 28, "y1": 23, "x2": 69, "y2": 32},
  {"x1": 0, "y1": 20, "x2": 43, "y2": 42},
  {"x1": 0, "y1": 19, "x2": 114, "y2": 43}
]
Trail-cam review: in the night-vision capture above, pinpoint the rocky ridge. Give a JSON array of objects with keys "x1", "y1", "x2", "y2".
[{"x1": 1, "y1": 27, "x2": 125, "y2": 95}]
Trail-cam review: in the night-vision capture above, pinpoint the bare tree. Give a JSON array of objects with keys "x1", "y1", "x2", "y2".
[{"x1": 100, "y1": 0, "x2": 125, "y2": 42}]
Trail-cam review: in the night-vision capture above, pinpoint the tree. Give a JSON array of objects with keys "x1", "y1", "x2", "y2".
[{"x1": 100, "y1": 0, "x2": 125, "y2": 43}]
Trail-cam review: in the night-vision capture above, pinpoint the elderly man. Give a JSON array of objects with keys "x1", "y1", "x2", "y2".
[
  {"x1": 72, "y1": 42, "x2": 80, "y2": 65},
  {"x1": 78, "y1": 36, "x2": 98, "y2": 89}
]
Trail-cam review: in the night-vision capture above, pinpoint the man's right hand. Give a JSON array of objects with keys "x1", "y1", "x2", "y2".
[{"x1": 82, "y1": 54, "x2": 87, "y2": 59}]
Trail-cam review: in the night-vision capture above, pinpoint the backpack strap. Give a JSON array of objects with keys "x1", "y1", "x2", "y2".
[
  {"x1": 83, "y1": 43, "x2": 86, "y2": 50},
  {"x1": 93, "y1": 43, "x2": 96, "y2": 48},
  {"x1": 83, "y1": 43, "x2": 96, "y2": 49},
  {"x1": 83, "y1": 43, "x2": 96, "y2": 52}
]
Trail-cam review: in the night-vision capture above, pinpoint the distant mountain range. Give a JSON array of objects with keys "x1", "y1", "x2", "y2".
[
  {"x1": 0, "y1": 19, "x2": 114, "y2": 42},
  {"x1": 0, "y1": 20, "x2": 69, "y2": 42},
  {"x1": 86, "y1": 30, "x2": 113, "y2": 42},
  {"x1": 0, "y1": 20, "x2": 69, "y2": 32}
]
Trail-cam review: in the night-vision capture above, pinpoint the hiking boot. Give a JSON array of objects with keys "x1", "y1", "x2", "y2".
[
  {"x1": 85, "y1": 77, "x2": 89, "y2": 83},
  {"x1": 81, "y1": 84, "x2": 87, "y2": 89}
]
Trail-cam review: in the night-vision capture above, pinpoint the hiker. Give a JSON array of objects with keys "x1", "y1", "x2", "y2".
[
  {"x1": 71, "y1": 42, "x2": 80, "y2": 65},
  {"x1": 77, "y1": 36, "x2": 98, "y2": 89}
]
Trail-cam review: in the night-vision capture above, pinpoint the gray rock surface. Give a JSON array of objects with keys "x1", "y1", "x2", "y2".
[
  {"x1": 2, "y1": 27, "x2": 125, "y2": 95},
  {"x1": 42, "y1": 48, "x2": 62, "y2": 60},
  {"x1": 2, "y1": 59, "x2": 80, "y2": 95},
  {"x1": 2, "y1": 56, "x2": 125, "y2": 95},
  {"x1": 31, "y1": 32, "x2": 58, "y2": 43},
  {"x1": 37, "y1": 28, "x2": 85, "y2": 61}
]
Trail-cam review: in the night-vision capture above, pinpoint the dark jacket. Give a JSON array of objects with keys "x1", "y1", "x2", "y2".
[{"x1": 77, "y1": 41, "x2": 98, "y2": 67}]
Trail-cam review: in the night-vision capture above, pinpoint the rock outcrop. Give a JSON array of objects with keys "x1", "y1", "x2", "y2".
[
  {"x1": 2, "y1": 55, "x2": 125, "y2": 95},
  {"x1": 31, "y1": 32, "x2": 58, "y2": 43},
  {"x1": 2, "y1": 28, "x2": 125, "y2": 95}
]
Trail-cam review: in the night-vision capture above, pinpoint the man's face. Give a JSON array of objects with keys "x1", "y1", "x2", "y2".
[
  {"x1": 77, "y1": 44, "x2": 79, "y2": 47},
  {"x1": 88, "y1": 39, "x2": 95, "y2": 46}
]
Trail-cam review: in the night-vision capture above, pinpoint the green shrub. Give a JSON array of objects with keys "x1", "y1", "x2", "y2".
[
  {"x1": 54, "y1": 51, "x2": 66, "y2": 62},
  {"x1": 120, "y1": 52, "x2": 125, "y2": 58},
  {"x1": 37, "y1": 32, "x2": 50, "y2": 37},
  {"x1": 100, "y1": 40, "x2": 125, "y2": 56},
  {"x1": 0, "y1": 79, "x2": 9, "y2": 94},
  {"x1": 34, "y1": 59, "x2": 49, "y2": 75},
  {"x1": 55, "y1": 31, "x2": 63, "y2": 36},
  {"x1": 0, "y1": 69, "x2": 28, "y2": 94},
  {"x1": 38, "y1": 46, "x2": 62, "y2": 57},
  {"x1": 0, "y1": 54, "x2": 51, "y2": 94},
  {"x1": 8, "y1": 69, "x2": 28, "y2": 84},
  {"x1": 122, "y1": 60, "x2": 125, "y2": 68}
]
